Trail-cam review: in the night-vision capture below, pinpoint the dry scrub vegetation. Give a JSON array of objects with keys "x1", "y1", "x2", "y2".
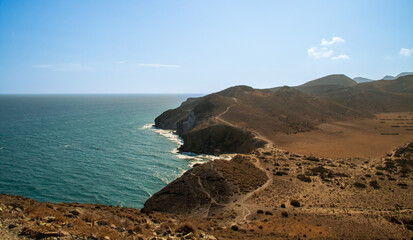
[{"x1": 2, "y1": 142, "x2": 413, "y2": 239}]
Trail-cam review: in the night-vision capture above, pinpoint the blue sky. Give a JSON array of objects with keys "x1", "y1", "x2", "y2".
[{"x1": 0, "y1": 0, "x2": 412, "y2": 94}]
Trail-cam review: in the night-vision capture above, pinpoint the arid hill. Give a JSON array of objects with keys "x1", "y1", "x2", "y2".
[
  {"x1": 315, "y1": 75, "x2": 413, "y2": 113},
  {"x1": 2, "y1": 143, "x2": 412, "y2": 239},
  {"x1": 142, "y1": 143, "x2": 413, "y2": 239},
  {"x1": 155, "y1": 74, "x2": 413, "y2": 155},
  {"x1": 294, "y1": 74, "x2": 357, "y2": 95}
]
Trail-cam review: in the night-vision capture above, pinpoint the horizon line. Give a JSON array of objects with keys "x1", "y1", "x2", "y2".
[{"x1": 0, "y1": 92, "x2": 206, "y2": 95}]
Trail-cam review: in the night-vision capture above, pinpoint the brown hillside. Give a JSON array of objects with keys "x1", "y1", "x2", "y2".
[
  {"x1": 320, "y1": 75, "x2": 413, "y2": 114},
  {"x1": 142, "y1": 144, "x2": 413, "y2": 239},
  {"x1": 295, "y1": 74, "x2": 357, "y2": 95},
  {"x1": 155, "y1": 74, "x2": 413, "y2": 155}
]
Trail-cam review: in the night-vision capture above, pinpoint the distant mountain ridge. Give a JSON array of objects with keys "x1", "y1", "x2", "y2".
[
  {"x1": 299, "y1": 74, "x2": 356, "y2": 88},
  {"x1": 295, "y1": 74, "x2": 357, "y2": 95},
  {"x1": 353, "y1": 77, "x2": 374, "y2": 83},
  {"x1": 353, "y1": 72, "x2": 413, "y2": 83}
]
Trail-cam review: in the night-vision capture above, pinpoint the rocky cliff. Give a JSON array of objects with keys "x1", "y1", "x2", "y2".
[
  {"x1": 178, "y1": 125, "x2": 266, "y2": 155},
  {"x1": 155, "y1": 75, "x2": 413, "y2": 155},
  {"x1": 144, "y1": 155, "x2": 267, "y2": 216}
]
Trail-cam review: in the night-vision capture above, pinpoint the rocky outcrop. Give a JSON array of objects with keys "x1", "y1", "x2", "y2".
[
  {"x1": 155, "y1": 95, "x2": 231, "y2": 134},
  {"x1": 144, "y1": 161, "x2": 234, "y2": 216},
  {"x1": 154, "y1": 88, "x2": 267, "y2": 154},
  {"x1": 144, "y1": 155, "x2": 267, "y2": 216},
  {"x1": 154, "y1": 98, "x2": 202, "y2": 132},
  {"x1": 179, "y1": 125, "x2": 266, "y2": 155}
]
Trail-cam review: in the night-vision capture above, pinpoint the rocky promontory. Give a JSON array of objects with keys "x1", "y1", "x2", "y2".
[
  {"x1": 155, "y1": 75, "x2": 413, "y2": 155},
  {"x1": 144, "y1": 155, "x2": 267, "y2": 216}
]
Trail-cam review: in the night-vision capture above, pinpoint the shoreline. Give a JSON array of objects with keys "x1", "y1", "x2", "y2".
[
  {"x1": 2, "y1": 141, "x2": 412, "y2": 239},
  {"x1": 1, "y1": 115, "x2": 412, "y2": 239},
  {"x1": 0, "y1": 123, "x2": 232, "y2": 211},
  {"x1": 2, "y1": 115, "x2": 410, "y2": 210},
  {"x1": 143, "y1": 123, "x2": 233, "y2": 168}
]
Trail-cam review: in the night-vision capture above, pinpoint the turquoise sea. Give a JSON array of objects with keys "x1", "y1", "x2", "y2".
[{"x1": 0, "y1": 94, "x2": 215, "y2": 208}]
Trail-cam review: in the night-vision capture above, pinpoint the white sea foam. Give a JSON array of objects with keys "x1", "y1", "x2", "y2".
[
  {"x1": 140, "y1": 186, "x2": 154, "y2": 198},
  {"x1": 153, "y1": 171, "x2": 171, "y2": 185},
  {"x1": 188, "y1": 159, "x2": 209, "y2": 167},
  {"x1": 152, "y1": 129, "x2": 183, "y2": 145},
  {"x1": 142, "y1": 123, "x2": 233, "y2": 171},
  {"x1": 141, "y1": 123, "x2": 155, "y2": 130},
  {"x1": 170, "y1": 148, "x2": 179, "y2": 154},
  {"x1": 177, "y1": 167, "x2": 186, "y2": 176},
  {"x1": 177, "y1": 154, "x2": 202, "y2": 160},
  {"x1": 142, "y1": 123, "x2": 183, "y2": 145},
  {"x1": 176, "y1": 152, "x2": 232, "y2": 167}
]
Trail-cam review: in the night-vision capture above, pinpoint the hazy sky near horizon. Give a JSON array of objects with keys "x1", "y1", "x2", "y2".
[{"x1": 1, "y1": 0, "x2": 412, "y2": 94}]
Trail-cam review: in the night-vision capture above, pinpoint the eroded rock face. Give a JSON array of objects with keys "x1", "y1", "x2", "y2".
[
  {"x1": 179, "y1": 125, "x2": 267, "y2": 155},
  {"x1": 144, "y1": 161, "x2": 234, "y2": 216},
  {"x1": 144, "y1": 155, "x2": 267, "y2": 216},
  {"x1": 154, "y1": 97, "x2": 219, "y2": 134},
  {"x1": 154, "y1": 89, "x2": 269, "y2": 154}
]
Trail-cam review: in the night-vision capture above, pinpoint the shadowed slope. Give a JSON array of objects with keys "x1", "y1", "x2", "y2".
[{"x1": 144, "y1": 155, "x2": 267, "y2": 216}]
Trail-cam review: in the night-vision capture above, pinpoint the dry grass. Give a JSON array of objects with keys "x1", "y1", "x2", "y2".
[
  {"x1": 268, "y1": 112, "x2": 413, "y2": 158},
  {"x1": 213, "y1": 155, "x2": 267, "y2": 193}
]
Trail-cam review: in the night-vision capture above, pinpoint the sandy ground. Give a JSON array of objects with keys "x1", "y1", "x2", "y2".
[
  {"x1": 266, "y1": 112, "x2": 413, "y2": 158},
  {"x1": 214, "y1": 145, "x2": 413, "y2": 239}
]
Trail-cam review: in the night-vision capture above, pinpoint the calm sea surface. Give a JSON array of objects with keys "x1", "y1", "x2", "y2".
[{"x1": 0, "y1": 94, "x2": 210, "y2": 208}]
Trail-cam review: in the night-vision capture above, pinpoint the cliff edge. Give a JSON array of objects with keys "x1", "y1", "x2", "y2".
[{"x1": 155, "y1": 75, "x2": 413, "y2": 155}]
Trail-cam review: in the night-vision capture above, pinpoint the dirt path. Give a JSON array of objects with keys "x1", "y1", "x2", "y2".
[
  {"x1": 229, "y1": 157, "x2": 273, "y2": 224},
  {"x1": 216, "y1": 107, "x2": 230, "y2": 119},
  {"x1": 215, "y1": 106, "x2": 274, "y2": 147},
  {"x1": 194, "y1": 174, "x2": 218, "y2": 217}
]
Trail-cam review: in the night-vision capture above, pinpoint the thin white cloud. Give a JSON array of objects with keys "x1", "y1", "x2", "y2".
[
  {"x1": 331, "y1": 54, "x2": 350, "y2": 60},
  {"x1": 321, "y1": 37, "x2": 345, "y2": 46},
  {"x1": 34, "y1": 64, "x2": 52, "y2": 68},
  {"x1": 33, "y1": 63, "x2": 92, "y2": 71},
  {"x1": 53, "y1": 64, "x2": 92, "y2": 72},
  {"x1": 308, "y1": 46, "x2": 334, "y2": 59},
  {"x1": 139, "y1": 63, "x2": 180, "y2": 68},
  {"x1": 308, "y1": 37, "x2": 349, "y2": 60},
  {"x1": 400, "y1": 48, "x2": 413, "y2": 57},
  {"x1": 114, "y1": 61, "x2": 126, "y2": 64}
]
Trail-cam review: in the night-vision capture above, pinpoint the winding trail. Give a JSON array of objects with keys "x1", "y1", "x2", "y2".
[
  {"x1": 211, "y1": 98, "x2": 275, "y2": 222},
  {"x1": 196, "y1": 175, "x2": 216, "y2": 205},
  {"x1": 216, "y1": 107, "x2": 231, "y2": 119},
  {"x1": 215, "y1": 105, "x2": 274, "y2": 147},
  {"x1": 231, "y1": 156, "x2": 274, "y2": 223},
  {"x1": 193, "y1": 174, "x2": 218, "y2": 217}
]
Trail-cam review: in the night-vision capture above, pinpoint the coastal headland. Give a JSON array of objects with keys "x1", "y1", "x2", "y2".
[{"x1": 1, "y1": 74, "x2": 413, "y2": 239}]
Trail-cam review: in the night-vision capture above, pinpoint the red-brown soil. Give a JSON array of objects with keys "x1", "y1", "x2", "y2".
[
  {"x1": 2, "y1": 143, "x2": 412, "y2": 239},
  {"x1": 267, "y1": 112, "x2": 413, "y2": 158}
]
